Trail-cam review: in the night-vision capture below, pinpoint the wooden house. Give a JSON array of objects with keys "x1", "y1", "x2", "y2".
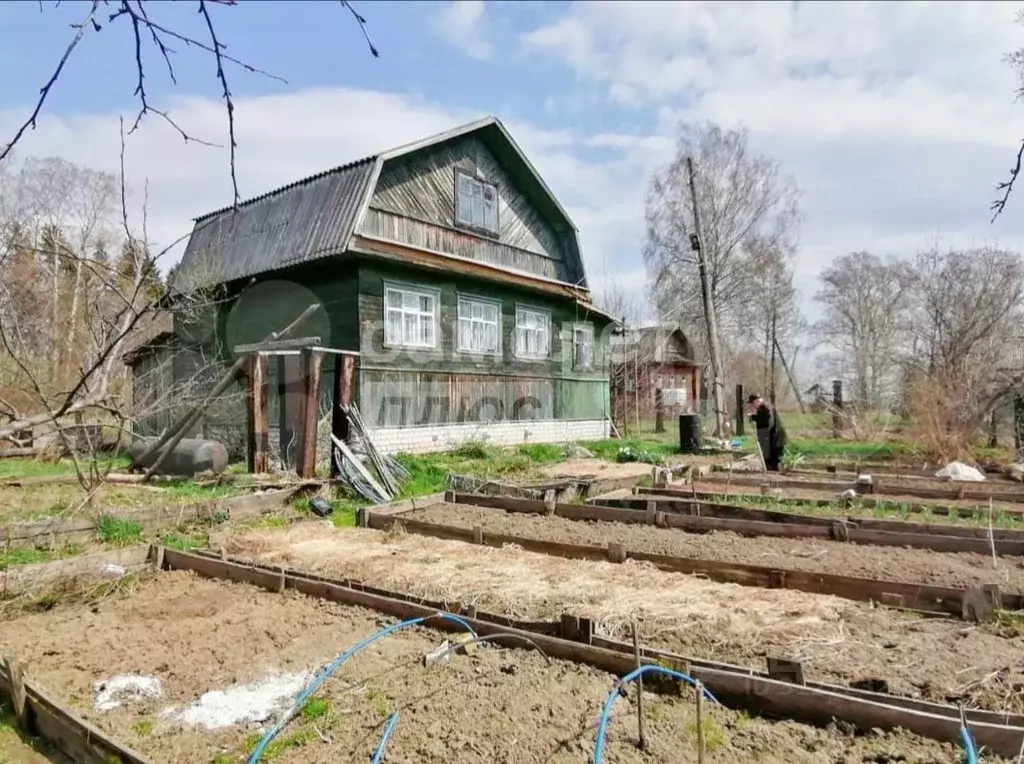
[
  {"x1": 610, "y1": 325, "x2": 701, "y2": 426},
  {"x1": 128, "y1": 117, "x2": 616, "y2": 458}
]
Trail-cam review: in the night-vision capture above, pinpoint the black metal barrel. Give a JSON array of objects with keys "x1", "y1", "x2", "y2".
[{"x1": 678, "y1": 413, "x2": 702, "y2": 454}]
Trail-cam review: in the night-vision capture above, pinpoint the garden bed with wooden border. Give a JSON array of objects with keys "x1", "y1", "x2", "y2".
[
  {"x1": 582, "y1": 492, "x2": 1024, "y2": 555},
  {"x1": 366, "y1": 493, "x2": 1024, "y2": 618},
  {"x1": 1, "y1": 549, "x2": 995, "y2": 763}
]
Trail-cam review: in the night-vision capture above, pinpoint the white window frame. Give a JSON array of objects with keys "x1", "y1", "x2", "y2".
[
  {"x1": 457, "y1": 295, "x2": 502, "y2": 355},
  {"x1": 382, "y1": 281, "x2": 440, "y2": 349},
  {"x1": 515, "y1": 305, "x2": 551, "y2": 359},
  {"x1": 572, "y1": 322, "x2": 595, "y2": 370},
  {"x1": 455, "y1": 170, "x2": 499, "y2": 236}
]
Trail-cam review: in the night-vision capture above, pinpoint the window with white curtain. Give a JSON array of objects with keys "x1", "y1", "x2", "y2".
[
  {"x1": 573, "y1": 323, "x2": 595, "y2": 370},
  {"x1": 383, "y1": 284, "x2": 438, "y2": 348},
  {"x1": 458, "y1": 296, "x2": 501, "y2": 354},
  {"x1": 515, "y1": 307, "x2": 550, "y2": 358}
]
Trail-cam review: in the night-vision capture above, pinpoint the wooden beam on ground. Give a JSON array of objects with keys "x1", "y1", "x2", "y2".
[
  {"x1": 296, "y1": 348, "x2": 324, "y2": 479},
  {"x1": 0, "y1": 659, "x2": 151, "y2": 764},
  {"x1": 160, "y1": 547, "x2": 1024, "y2": 757},
  {"x1": 0, "y1": 488, "x2": 303, "y2": 551}
]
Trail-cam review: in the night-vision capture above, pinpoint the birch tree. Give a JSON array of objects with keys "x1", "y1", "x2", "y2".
[{"x1": 644, "y1": 123, "x2": 801, "y2": 352}]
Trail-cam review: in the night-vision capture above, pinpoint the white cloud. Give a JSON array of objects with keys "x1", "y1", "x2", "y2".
[
  {"x1": 432, "y1": 1, "x2": 493, "y2": 61},
  {"x1": 521, "y1": 0, "x2": 1024, "y2": 322}
]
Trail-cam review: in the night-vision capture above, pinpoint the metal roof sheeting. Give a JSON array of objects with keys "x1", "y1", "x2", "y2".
[{"x1": 175, "y1": 157, "x2": 377, "y2": 291}]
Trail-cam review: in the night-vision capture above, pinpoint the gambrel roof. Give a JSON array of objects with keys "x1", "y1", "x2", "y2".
[{"x1": 174, "y1": 117, "x2": 586, "y2": 294}]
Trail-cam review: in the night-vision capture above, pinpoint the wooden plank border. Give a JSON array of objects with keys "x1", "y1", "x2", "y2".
[
  {"x1": 365, "y1": 502, "x2": 1021, "y2": 617},
  {"x1": 160, "y1": 547, "x2": 1024, "y2": 757},
  {"x1": 0, "y1": 660, "x2": 150, "y2": 764},
  {"x1": 0, "y1": 545, "x2": 153, "y2": 597},
  {"x1": 0, "y1": 486, "x2": 307, "y2": 550},
  {"x1": 636, "y1": 485, "x2": 1024, "y2": 523},
  {"x1": 697, "y1": 472, "x2": 1024, "y2": 505}
]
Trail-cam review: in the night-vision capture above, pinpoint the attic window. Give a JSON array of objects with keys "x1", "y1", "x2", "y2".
[{"x1": 455, "y1": 170, "x2": 499, "y2": 236}]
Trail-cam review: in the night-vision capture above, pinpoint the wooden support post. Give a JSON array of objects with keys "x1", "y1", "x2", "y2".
[
  {"x1": 632, "y1": 623, "x2": 646, "y2": 750},
  {"x1": 6, "y1": 657, "x2": 27, "y2": 730},
  {"x1": 152, "y1": 545, "x2": 165, "y2": 572},
  {"x1": 246, "y1": 354, "x2": 269, "y2": 474},
  {"x1": 695, "y1": 679, "x2": 706, "y2": 764},
  {"x1": 296, "y1": 348, "x2": 324, "y2": 479},
  {"x1": 654, "y1": 389, "x2": 664, "y2": 434},
  {"x1": 278, "y1": 355, "x2": 297, "y2": 471},
  {"x1": 1015, "y1": 392, "x2": 1024, "y2": 453},
  {"x1": 734, "y1": 383, "x2": 744, "y2": 437},
  {"x1": 330, "y1": 354, "x2": 357, "y2": 479},
  {"x1": 832, "y1": 379, "x2": 843, "y2": 439}
]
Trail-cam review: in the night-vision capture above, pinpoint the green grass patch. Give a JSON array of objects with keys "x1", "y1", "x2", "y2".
[
  {"x1": 300, "y1": 698, "x2": 332, "y2": 720},
  {"x1": 517, "y1": 443, "x2": 566, "y2": 464},
  {"x1": 95, "y1": 515, "x2": 144, "y2": 546},
  {"x1": 161, "y1": 480, "x2": 246, "y2": 502},
  {"x1": 0, "y1": 543, "x2": 82, "y2": 571},
  {"x1": 158, "y1": 531, "x2": 207, "y2": 552},
  {"x1": 243, "y1": 728, "x2": 315, "y2": 761},
  {"x1": 0, "y1": 453, "x2": 133, "y2": 481},
  {"x1": 582, "y1": 437, "x2": 678, "y2": 463}
]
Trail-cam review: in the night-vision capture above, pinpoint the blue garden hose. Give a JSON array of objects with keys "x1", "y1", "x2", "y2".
[
  {"x1": 371, "y1": 712, "x2": 400, "y2": 763},
  {"x1": 592, "y1": 665, "x2": 719, "y2": 764},
  {"x1": 960, "y1": 723, "x2": 978, "y2": 764},
  {"x1": 248, "y1": 612, "x2": 476, "y2": 763}
]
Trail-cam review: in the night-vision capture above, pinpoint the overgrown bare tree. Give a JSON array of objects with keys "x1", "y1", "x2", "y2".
[
  {"x1": 899, "y1": 245, "x2": 1024, "y2": 457},
  {"x1": 995, "y1": 10, "x2": 1024, "y2": 218},
  {"x1": 1, "y1": 1, "x2": 378, "y2": 202},
  {"x1": 814, "y1": 251, "x2": 913, "y2": 406}
]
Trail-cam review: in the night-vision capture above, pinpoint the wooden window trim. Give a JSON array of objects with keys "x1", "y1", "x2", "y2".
[
  {"x1": 382, "y1": 280, "x2": 441, "y2": 350},
  {"x1": 514, "y1": 304, "x2": 551, "y2": 360},
  {"x1": 456, "y1": 294, "x2": 503, "y2": 355},
  {"x1": 454, "y1": 169, "x2": 500, "y2": 239}
]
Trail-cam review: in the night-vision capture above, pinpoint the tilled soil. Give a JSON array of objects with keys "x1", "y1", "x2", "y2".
[
  {"x1": 406, "y1": 503, "x2": 1024, "y2": 592},
  {"x1": 0, "y1": 572, "x2": 976, "y2": 764},
  {"x1": 230, "y1": 523, "x2": 1024, "y2": 715}
]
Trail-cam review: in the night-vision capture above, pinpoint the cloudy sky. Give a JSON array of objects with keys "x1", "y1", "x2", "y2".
[{"x1": 1, "y1": 1, "x2": 1023, "y2": 321}]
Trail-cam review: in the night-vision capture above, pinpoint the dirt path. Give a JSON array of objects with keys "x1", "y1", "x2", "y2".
[
  {"x1": 0, "y1": 572, "x2": 976, "y2": 763},
  {"x1": 229, "y1": 523, "x2": 1024, "y2": 715},
  {"x1": 407, "y1": 503, "x2": 1024, "y2": 592}
]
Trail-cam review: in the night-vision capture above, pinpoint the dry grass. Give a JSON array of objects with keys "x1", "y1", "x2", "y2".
[{"x1": 226, "y1": 523, "x2": 854, "y2": 656}]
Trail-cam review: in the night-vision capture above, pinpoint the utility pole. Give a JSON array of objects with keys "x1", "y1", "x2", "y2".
[
  {"x1": 769, "y1": 307, "x2": 777, "y2": 405},
  {"x1": 685, "y1": 157, "x2": 726, "y2": 439}
]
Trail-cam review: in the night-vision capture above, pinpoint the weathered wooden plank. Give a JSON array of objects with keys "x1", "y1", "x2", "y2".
[
  {"x1": 0, "y1": 545, "x2": 152, "y2": 596},
  {"x1": 160, "y1": 548, "x2": 1024, "y2": 757},
  {"x1": 296, "y1": 348, "x2": 324, "y2": 479},
  {"x1": 0, "y1": 661, "x2": 151, "y2": 764},
  {"x1": 0, "y1": 488, "x2": 301, "y2": 550}
]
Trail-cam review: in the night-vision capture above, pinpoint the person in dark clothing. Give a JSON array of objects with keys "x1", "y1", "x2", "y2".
[{"x1": 747, "y1": 394, "x2": 787, "y2": 471}]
